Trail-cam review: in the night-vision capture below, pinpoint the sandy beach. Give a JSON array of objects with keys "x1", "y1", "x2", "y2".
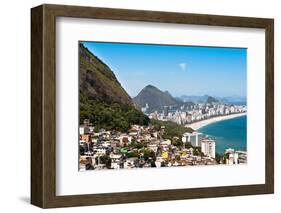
[{"x1": 185, "y1": 112, "x2": 247, "y2": 130}]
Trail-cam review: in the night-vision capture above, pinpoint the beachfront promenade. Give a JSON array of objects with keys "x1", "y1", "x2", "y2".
[{"x1": 185, "y1": 112, "x2": 247, "y2": 130}]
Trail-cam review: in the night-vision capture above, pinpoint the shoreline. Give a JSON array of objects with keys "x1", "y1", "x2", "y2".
[{"x1": 185, "y1": 112, "x2": 247, "y2": 130}]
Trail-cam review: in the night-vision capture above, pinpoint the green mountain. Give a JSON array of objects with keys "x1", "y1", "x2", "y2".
[
  {"x1": 133, "y1": 85, "x2": 183, "y2": 112},
  {"x1": 79, "y1": 43, "x2": 149, "y2": 131},
  {"x1": 79, "y1": 43, "x2": 132, "y2": 106}
]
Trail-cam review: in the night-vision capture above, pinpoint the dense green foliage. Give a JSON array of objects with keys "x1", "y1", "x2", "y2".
[
  {"x1": 129, "y1": 141, "x2": 147, "y2": 149},
  {"x1": 126, "y1": 150, "x2": 140, "y2": 158},
  {"x1": 172, "y1": 138, "x2": 184, "y2": 147},
  {"x1": 80, "y1": 93, "x2": 149, "y2": 132},
  {"x1": 151, "y1": 119, "x2": 193, "y2": 139},
  {"x1": 125, "y1": 148, "x2": 155, "y2": 160}
]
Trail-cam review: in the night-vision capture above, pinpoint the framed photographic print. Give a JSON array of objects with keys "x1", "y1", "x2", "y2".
[{"x1": 31, "y1": 4, "x2": 274, "y2": 208}]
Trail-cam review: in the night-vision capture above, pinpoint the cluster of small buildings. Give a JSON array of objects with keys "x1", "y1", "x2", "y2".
[
  {"x1": 145, "y1": 103, "x2": 246, "y2": 125},
  {"x1": 79, "y1": 117, "x2": 247, "y2": 171},
  {"x1": 79, "y1": 121, "x2": 218, "y2": 171},
  {"x1": 182, "y1": 131, "x2": 247, "y2": 164}
]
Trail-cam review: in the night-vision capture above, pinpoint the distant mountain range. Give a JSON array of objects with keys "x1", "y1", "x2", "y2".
[
  {"x1": 133, "y1": 85, "x2": 246, "y2": 112},
  {"x1": 179, "y1": 95, "x2": 246, "y2": 105},
  {"x1": 218, "y1": 96, "x2": 247, "y2": 105},
  {"x1": 206, "y1": 96, "x2": 219, "y2": 104},
  {"x1": 133, "y1": 85, "x2": 222, "y2": 112}
]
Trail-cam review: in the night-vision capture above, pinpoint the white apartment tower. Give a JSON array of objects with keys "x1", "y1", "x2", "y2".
[{"x1": 201, "y1": 138, "x2": 216, "y2": 158}]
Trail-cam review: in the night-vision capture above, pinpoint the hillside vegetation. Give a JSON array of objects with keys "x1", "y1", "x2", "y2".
[{"x1": 79, "y1": 43, "x2": 149, "y2": 131}]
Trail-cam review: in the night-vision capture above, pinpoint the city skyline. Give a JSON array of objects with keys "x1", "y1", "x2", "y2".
[{"x1": 81, "y1": 41, "x2": 247, "y2": 98}]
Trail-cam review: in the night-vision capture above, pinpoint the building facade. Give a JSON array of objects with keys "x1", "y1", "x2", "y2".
[
  {"x1": 182, "y1": 132, "x2": 203, "y2": 147},
  {"x1": 201, "y1": 138, "x2": 216, "y2": 158}
]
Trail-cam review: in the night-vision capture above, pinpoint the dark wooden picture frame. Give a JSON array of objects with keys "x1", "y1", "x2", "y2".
[{"x1": 31, "y1": 4, "x2": 274, "y2": 208}]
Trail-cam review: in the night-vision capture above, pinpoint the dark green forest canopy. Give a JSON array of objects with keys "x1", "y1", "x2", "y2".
[
  {"x1": 80, "y1": 93, "x2": 149, "y2": 132},
  {"x1": 151, "y1": 119, "x2": 193, "y2": 139}
]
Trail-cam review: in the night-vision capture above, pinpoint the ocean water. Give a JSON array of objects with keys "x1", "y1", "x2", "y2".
[{"x1": 198, "y1": 115, "x2": 247, "y2": 154}]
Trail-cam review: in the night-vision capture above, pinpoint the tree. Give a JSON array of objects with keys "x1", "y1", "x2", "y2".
[
  {"x1": 142, "y1": 149, "x2": 155, "y2": 160},
  {"x1": 215, "y1": 153, "x2": 222, "y2": 164},
  {"x1": 172, "y1": 138, "x2": 183, "y2": 148},
  {"x1": 126, "y1": 150, "x2": 140, "y2": 158},
  {"x1": 85, "y1": 164, "x2": 94, "y2": 170},
  {"x1": 193, "y1": 148, "x2": 203, "y2": 156},
  {"x1": 184, "y1": 142, "x2": 193, "y2": 149},
  {"x1": 79, "y1": 145, "x2": 85, "y2": 155},
  {"x1": 100, "y1": 155, "x2": 112, "y2": 169},
  {"x1": 223, "y1": 153, "x2": 230, "y2": 164}
]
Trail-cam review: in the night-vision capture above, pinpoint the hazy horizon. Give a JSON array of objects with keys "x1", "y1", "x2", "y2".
[
  {"x1": 129, "y1": 84, "x2": 246, "y2": 99},
  {"x1": 81, "y1": 41, "x2": 247, "y2": 98}
]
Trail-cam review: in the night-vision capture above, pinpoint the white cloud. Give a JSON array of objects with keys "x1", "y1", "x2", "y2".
[{"x1": 179, "y1": 63, "x2": 187, "y2": 71}]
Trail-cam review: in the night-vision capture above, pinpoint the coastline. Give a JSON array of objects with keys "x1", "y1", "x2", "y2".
[{"x1": 185, "y1": 112, "x2": 247, "y2": 130}]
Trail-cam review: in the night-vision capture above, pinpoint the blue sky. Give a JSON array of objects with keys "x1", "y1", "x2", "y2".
[{"x1": 81, "y1": 41, "x2": 247, "y2": 98}]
